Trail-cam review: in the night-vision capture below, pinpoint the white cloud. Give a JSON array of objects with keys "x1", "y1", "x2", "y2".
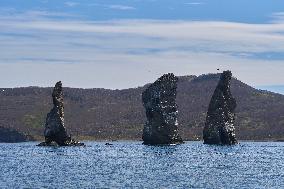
[
  {"x1": 185, "y1": 2, "x2": 204, "y2": 5},
  {"x1": 24, "y1": 10, "x2": 72, "y2": 18},
  {"x1": 0, "y1": 12, "x2": 284, "y2": 88},
  {"x1": 271, "y1": 12, "x2": 284, "y2": 23},
  {"x1": 87, "y1": 3, "x2": 136, "y2": 10},
  {"x1": 107, "y1": 5, "x2": 136, "y2": 10},
  {"x1": 1, "y1": 51, "x2": 283, "y2": 89},
  {"x1": 64, "y1": 1, "x2": 79, "y2": 7},
  {"x1": 2, "y1": 19, "x2": 284, "y2": 53}
]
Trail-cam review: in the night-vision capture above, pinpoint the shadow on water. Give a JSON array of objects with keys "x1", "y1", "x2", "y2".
[
  {"x1": 142, "y1": 144, "x2": 179, "y2": 156},
  {"x1": 33, "y1": 142, "x2": 88, "y2": 158}
]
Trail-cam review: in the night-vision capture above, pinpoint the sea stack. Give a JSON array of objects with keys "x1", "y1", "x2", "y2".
[
  {"x1": 142, "y1": 73, "x2": 183, "y2": 145},
  {"x1": 203, "y1": 71, "x2": 238, "y2": 145},
  {"x1": 38, "y1": 81, "x2": 84, "y2": 146}
]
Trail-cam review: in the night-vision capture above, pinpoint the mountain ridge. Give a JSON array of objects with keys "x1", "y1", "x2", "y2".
[{"x1": 1, "y1": 73, "x2": 284, "y2": 142}]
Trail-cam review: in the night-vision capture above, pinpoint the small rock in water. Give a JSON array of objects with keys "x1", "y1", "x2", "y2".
[
  {"x1": 142, "y1": 73, "x2": 183, "y2": 145},
  {"x1": 203, "y1": 71, "x2": 238, "y2": 145},
  {"x1": 37, "y1": 81, "x2": 84, "y2": 147}
]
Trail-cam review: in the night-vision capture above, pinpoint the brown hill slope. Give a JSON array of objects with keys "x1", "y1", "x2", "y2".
[
  {"x1": 0, "y1": 127, "x2": 30, "y2": 142},
  {"x1": 0, "y1": 73, "x2": 284, "y2": 141}
]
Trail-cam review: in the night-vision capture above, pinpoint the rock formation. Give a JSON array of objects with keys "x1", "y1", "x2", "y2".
[
  {"x1": 142, "y1": 73, "x2": 183, "y2": 145},
  {"x1": 203, "y1": 71, "x2": 238, "y2": 145},
  {"x1": 38, "y1": 81, "x2": 84, "y2": 146}
]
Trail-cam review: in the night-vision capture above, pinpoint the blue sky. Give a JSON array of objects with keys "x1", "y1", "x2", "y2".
[
  {"x1": 1, "y1": 0, "x2": 284, "y2": 23},
  {"x1": 0, "y1": 0, "x2": 284, "y2": 94}
]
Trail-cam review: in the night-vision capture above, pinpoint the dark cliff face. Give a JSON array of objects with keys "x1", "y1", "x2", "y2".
[
  {"x1": 39, "y1": 81, "x2": 83, "y2": 146},
  {"x1": 203, "y1": 71, "x2": 238, "y2": 145},
  {"x1": 142, "y1": 73, "x2": 183, "y2": 145}
]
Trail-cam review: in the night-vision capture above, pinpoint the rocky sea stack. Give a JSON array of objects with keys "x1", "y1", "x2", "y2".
[
  {"x1": 203, "y1": 71, "x2": 238, "y2": 145},
  {"x1": 142, "y1": 73, "x2": 183, "y2": 145},
  {"x1": 38, "y1": 81, "x2": 84, "y2": 146}
]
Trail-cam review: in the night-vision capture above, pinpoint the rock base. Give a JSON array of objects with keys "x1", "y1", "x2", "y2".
[{"x1": 37, "y1": 140, "x2": 85, "y2": 147}]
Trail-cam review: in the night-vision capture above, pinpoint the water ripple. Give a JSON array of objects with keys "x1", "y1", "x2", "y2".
[{"x1": 0, "y1": 141, "x2": 284, "y2": 188}]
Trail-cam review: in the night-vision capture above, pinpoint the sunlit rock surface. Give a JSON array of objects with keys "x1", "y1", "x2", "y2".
[
  {"x1": 142, "y1": 73, "x2": 183, "y2": 145},
  {"x1": 203, "y1": 71, "x2": 238, "y2": 145},
  {"x1": 38, "y1": 81, "x2": 84, "y2": 146}
]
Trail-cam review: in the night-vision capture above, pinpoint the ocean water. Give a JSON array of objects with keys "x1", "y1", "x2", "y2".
[{"x1": 0, "y1": 141, "x2": 283, "y2": 189}]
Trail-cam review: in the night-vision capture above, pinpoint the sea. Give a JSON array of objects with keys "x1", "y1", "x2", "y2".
[{"x1": 0, "y1": 141, "x2": 283, "y2": 188}]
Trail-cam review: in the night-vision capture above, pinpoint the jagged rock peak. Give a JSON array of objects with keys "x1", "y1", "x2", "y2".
[
  {"x1": 38, "y1": 81, "x2": 84, "y2": 147},
  {"x1": 52, "y1": 81, "x2": 64, "y2": 118},
  {"x1": 142, "y1": 73, "x2": 183, "y2": 145},
  {"x1": 203, "y1": 70, "x2": 238, "y2": 145}
]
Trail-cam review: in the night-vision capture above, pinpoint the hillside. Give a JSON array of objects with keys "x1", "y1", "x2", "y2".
[
  {"x1": 1, "y1": 73, "x2": 284, "y2": 142},
  {"x1": 0, "y1": 127, "x2": 30, "y2": 143}
]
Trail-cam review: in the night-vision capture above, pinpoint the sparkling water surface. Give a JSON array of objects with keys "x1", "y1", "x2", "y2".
[{"x1": 0, "y1": 141, "x2": 283, "y2": 188}]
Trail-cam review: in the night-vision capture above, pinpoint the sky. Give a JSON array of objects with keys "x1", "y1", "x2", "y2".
[{"x1": 0, "y1": 0, "x2": 284, "y2": 94}]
